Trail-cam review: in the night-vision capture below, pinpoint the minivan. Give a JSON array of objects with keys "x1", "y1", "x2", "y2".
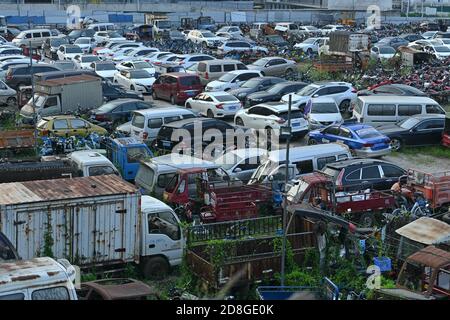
[
  {"x1": 353, "y1": 95, "x2": 446, "y2": 125},
  {"x1": 12, "y1": 29, "x2": 52, "y2": 48},
  {"x1": 248, "y1": 143, "x2": 352, "y2": 184},
  {"x1": 197, "y1": 59, "x2": 248, "y2": 85},
  {"x1": 135, "y1": 154, "x2": 220, "y2": 197},
  {"x1": 130, "y1": 107, "x2": 196, "y2": 143},
  {"x1": 87, "y1": 23, "x2": 115, "y2": 32},
  {"x1": 152, "y1": 73, "x2": 203, "y2": 105}
]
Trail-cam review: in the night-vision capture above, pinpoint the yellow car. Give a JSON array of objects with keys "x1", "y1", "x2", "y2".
[{"x1": 37, "y1": 115, "x2": 108, "y2": 137}]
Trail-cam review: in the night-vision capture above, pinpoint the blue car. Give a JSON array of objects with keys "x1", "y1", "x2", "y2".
[{"x1": 307, "y1": 124, "x2": 391, "y2": 158}]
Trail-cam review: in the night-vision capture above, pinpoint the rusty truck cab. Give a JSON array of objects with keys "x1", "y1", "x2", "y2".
[{"x1": 286, "y1": 172, "x2": 334, "y2": 210}]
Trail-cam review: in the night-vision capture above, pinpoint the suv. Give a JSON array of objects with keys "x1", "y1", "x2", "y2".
[
  {"x1": 187, "y1": 30, "x2": 226, "y2": 48},
  {"x1": 5, "y1": 64, "x2": 60, "y2": 89},
  {"x1": 321, "y1": 158, "x2": 406, "y2": 191},
  {"x1": 42, "y1": 37, "x2": 69, "y2": 59},
  {"x1": 152, "y1": 73, "x2": 203, "y2": 105},
  {"x1": 281, "y1": 81, "x2": 357, "y2": 113}
]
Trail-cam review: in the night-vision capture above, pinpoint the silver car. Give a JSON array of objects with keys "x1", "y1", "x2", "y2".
[
  {"x1": 247, "y1": 57, "x2": 296, "y2": 77},
  {"x1": 0, "y1": 80, "x2": 16, "y2": 105}
]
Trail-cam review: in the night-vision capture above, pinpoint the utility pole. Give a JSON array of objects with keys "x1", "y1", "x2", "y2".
[
  {"x1": 29, "y1": 40, "x2": 37, "y2": 155},
  {"x1": 280, "y1": 94, "x2": 292, "y2": 287}
]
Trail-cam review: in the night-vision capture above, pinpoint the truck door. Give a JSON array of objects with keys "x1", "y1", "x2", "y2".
[
  {"x1": 41, "y1": 95, "x2": 61, "y2": 117},
  {"x1": 143, "y1": 210, "x2": 183, "y2": 266}
]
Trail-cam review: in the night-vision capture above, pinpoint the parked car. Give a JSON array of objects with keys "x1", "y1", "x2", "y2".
[
  {"x1": 214, "y1": 148, "x2": 267, "y2": 183},
  {"x1": 42, "y1": 37, "x2": 69, "y2": 59},
  {"x1": 73, "y1": 54, "x2": 100, "y2": 70},
  {"x1": 294, "y1": 37, "x2": 328, "y2": 54},
  {"x1": 357, "y1": 84, "x2": 427, "y2": 97},
  {"x1": 228, "y1": 76, "x2": 286, "y2": 101},
  {"x1": 185, "y1": 91, "x2": 242, "y2": 118},
  {"x1": 5, "y1": 64, "x2": 60, "y2": 89},
  {"x1": 246, "y1": 81, "x2": 307, "y2": 107},
  {"x1": 217, "y1": 40, "x2": 268, "y2": 54},
  {"x1": 421, "y1": 30, "x2": 438, "y2": 39},
  {"x1": 399, "y1": 33, "x2": 424, "y2": 42},
  {"x1": 370, "y1": 45, "x2": 396, "y2": 60},
  {"x1": 102, "y1": 79, "x2": 144, "y2": 102},
  {"x1": 281, "y1": 81, "x2": 357, "y2": 113},
  {"x1": 113, "y1": 69, "x2": 155, "y2": 94},
  {"x1": 115, "y1": 60, "x2": 155, "y2": 75},
  {"x1": 73, "y1": 37, "x2": 96, "y2": 54},
  {"x1": 143, "y1": 51, "x2": 173, "y2": 64},
  {"x1": 423, "y1": 44, "x2": 450, "y2": 60},
  {"x1": 174, "y1": 54, "x2": 215, "y2": 69},
  {"x1": 67, "y1": 29, "x2": 96, "y2": 43},
  {"x1": 90, "y1": 99, "x2": 154, "y2": 127},
  {"x1": 234, "y1": 102, "x2": 309, "y2": 138},
  {"x1": 90, "y1": 61, "x2": 117, "y2": 81},
  {"x1": 166, "y1": 30, "x2": 186, "y2": 42},
  {"x1": 36, "y1": 115, "x2": 108, "y2": 137},
  {"x1": 216, "y1": 26, "x2": 243, "y2": 37},
  {"x1": 152, "y1": 73, "x2": 203, "y2": 105},
  {"x1": 196, "y1": 59, "x2": 247, "y2": 85},
  {"x1": 205, "y1": 70, "x2": 263, "y2": 92},
  {"x1": 0, "y1": 80, "x2": 16, "y2": 105},
  {"x1": 57, "y1": 44, "x2": 83, "y2": 61},
  {"x1": 0, "y1": 47, "x2": 22, "y2": 56},
  {"x1": 247, "y1": 57, "x2": 297, "y2": 77},
  {"x1": 0, "y1": 60, "x2": 32, "y2": 79},
  {"x1": 308, "y1": 123, "x2": 391, "y2": 158},
  {"x1": 376, "y1": 115, "x2": 446, "y2": 151},
  {"x1": 153, "y1": 63, "x2": 186, "y2": 78},
  {"x1": 305, "y1": 97, "x2": 343, "y2": 130},
  {"x1": 264, "y1": 35, "x2": 288, "y2": 48},
  {"x1": 377, "y1": 37, "x2": 409, "y2": 50},
  {"x1": 12, "y1": 29, "x2": 52, "y2": 48},
  {"x1": 186, "y1": 30, "x2": 226, "y2": 48},
  {"x1": 321, "y1": 158, "x2": 406, "y2": 191},
  {"x1": 320, "y1": 24, "x2": 346, "y2": 35},
  {"x1": 112, "y1": 47, "x2": 159, "y2": 63},
  {"x1": 52, "y1": 60, "x2": 77, "y2": 71}
]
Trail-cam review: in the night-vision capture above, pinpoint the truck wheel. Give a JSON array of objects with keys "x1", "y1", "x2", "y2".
[
  {"x1": 6, "y1": 97, "x2": 16, "y2": 106},
  {"x1": 360, "y1": 212, "x2": 375, "y2": 227},
  {"x1": 142, "y1": 256, "x2": 169, "y2": 280},
  {"x1": 339, "y1": 100, "x2": 350, "y2": 113}
]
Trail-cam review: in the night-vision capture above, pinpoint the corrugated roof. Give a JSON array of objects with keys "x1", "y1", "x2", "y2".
[
  {"x1": 0, "y1": 175, "x2": 137, "y2": 206},
  {"x1": 407, "y1": 246, "x2": 450, "y2": 269},
  {"x1": 395, "y1": 217, "x2": 450, "y2": 245},
  {"x1": 39, "y1": 74, "x2": 99, "y2": 87}
]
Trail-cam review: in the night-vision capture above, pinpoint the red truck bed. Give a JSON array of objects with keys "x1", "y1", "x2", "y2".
[{"x1": 407, "y1": 169, "x2": 450, "y2": 209}]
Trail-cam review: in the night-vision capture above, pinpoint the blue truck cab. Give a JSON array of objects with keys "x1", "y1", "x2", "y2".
[{"x1": 106, "y1": 137, "x2": 153, "y2": 181}]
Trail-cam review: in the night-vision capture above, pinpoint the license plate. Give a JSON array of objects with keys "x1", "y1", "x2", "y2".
[
  {"x1": 228, "y1": 106, "x2": 236, "y2": 111},
  {"x1": 292, "y1": 122, "x2": 300, "y2": 127},
  {"x1": 162, "y1": 141, "x2": 171, "y2": 147},
  {"x1": 186, "y1": 92, "x2": 195, "y2": 96}
]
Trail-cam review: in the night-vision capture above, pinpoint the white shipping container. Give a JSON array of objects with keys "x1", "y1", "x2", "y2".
[{"x1": 0, "y1": 175, "x2": 140, "y2": 267}]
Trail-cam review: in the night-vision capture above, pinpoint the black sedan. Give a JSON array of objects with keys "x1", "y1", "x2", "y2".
[
  {"x1": 376, "y1": 115, "x2": 445, "y2": 151},
  {"x1": 228, "y1": 77, "x2": 285, "y2": 101},
  {"x1": 246, "y1": 81, "x2": 308, "y2": 107},
  {"x1": 357, "y1": 84, "x2": 427, "y2": 97},
  {"x1": 102, "y1": 80, "x2": 144, "y2": 102},
  {"x1": 90, "y1": 99, "x2": 155, "y2": 129}
]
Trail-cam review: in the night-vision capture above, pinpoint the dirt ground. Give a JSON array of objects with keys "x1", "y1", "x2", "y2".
[{"x1": 384, "y1": 153, "x2": 450, "y2": 173}]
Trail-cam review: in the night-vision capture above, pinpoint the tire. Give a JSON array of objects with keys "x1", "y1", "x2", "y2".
[
  {"x1": 359, "y1": 212, "x2": 375, "y2": 227},
  {"x1": 130, "y1": 85, "x2": 135, "y2": 91},
  {"x1": 186, "y1": 103, "x2": 191, "y2": 109},
  {"x1": 390, "y1": 138, "x2": 402, "y2": 151},
  {"x1": 170, "y1": 95, "x2": 176, "y2": 105},
  {"x1": 307, "y1": 138, "x2": 317, "y2": 145},
  {"x1": 235, "y1": 117, "x2": 244, "y2": 126},
  {"x1": 339, "y1": 100, "x2": 351, "y2": 113},
  {"x1": 284, "y1": 69, "x2": 293, "y2": 78},
  {"x1": 6, "y1": 97, "x2": 16, "y2": 106},
  {"x1": 152, "y1": 90, "x2": 158, "y2": 100},
  {"x1": 141, "y1": 256, "x2": 169, "y2": 280},
  {"x1": 207, "y1": 109, "x2": 214, "y2": 118},
  {"x1": 306, "y1": 48, "x2": 313, "y2": 55}
]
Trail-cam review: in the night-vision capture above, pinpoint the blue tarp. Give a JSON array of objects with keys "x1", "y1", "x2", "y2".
[
  {"x1": 6, "y1": 16, "x2": 45, "y2": 25},
  {"x1": 108, "y1": 14, "x2": 133, "y2": 23}
]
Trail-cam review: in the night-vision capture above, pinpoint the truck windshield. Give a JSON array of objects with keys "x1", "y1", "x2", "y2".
[
  {"x1": 127, "y1": 146, "x2": 151, "y2": 163},
  {"x1": 88, "y1": 166, "x2": 117, "y2": 176},
  {"x1": 165, "y1": 174, "x2": 179, "y2": 193},
  {"x1": 250, "y1": 159, "x2": 276, "y2": 183},
  {"x1": 33, "y1": 94, "x2": 46, "y2": 107}
]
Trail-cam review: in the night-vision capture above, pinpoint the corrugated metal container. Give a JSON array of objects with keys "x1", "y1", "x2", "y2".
[
  {"x1": 329, "y1": 31, "x2": 369, "y2": 54},
  {"x1": 0, "y1": 175, "x2": 140, "y2": 267}
]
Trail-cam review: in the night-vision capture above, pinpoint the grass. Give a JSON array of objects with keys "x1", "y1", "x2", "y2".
[{"x1": 397, "y1": 146, "x2": 450, "y2": 159}]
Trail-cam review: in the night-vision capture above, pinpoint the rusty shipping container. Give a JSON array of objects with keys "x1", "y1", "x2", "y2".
[
  {"x1": 329, "y1": 31, "x2": 369, "y2": 55},
  {"x1": 0, "y1": 175, "x2": 140, "y2": 268}
]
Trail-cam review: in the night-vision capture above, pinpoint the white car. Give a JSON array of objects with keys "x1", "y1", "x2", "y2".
[
  {"x1": 174, "y1": 54, "x2": 215, "y2": 68},
  {"x1": 187, "y1": 29, "x2": 227, "y2": 48},
  {"x1": 217, "y1": 40, "x2": 268, "y2": 54},
  {"x1": 0, "y1": 59, "x2": 33, "y2": 79},
  {"x1": 433, "y1": 38, "x2": 450, "y2": 49},
  {"x1": 90, "y1": 61, "x2": 117, "y2": 80},
  {"x1": 113, "y1": 69, "x2": 155, "y2": 94},
  {"x1": 320, "y1": 24, "x2": 346, "y2": 35},
  {"x1": 73, "y1": 37, "x2": 96, "y2": 54},
  {"x1": 0, "y1": 80, "x2": 16, "y2": 105},
  {"x1": 294, "y1": 37, "x2": 328, "y2": 54},
  {"x1": 57, "y1": 44, "x2": 83, "y2": 60},
  {"x1": 298, "y1": 25, "x2": 322, "y2": 36},
  {"x1": 73, "y1": 54, "x2": 100, "y2": 70},
  {"x1": 234, "y1": 102, "x2": 309, "y2": 137},
  {"x1": 205, "y1": 70, "x2": 263, "y2": 92},
  {"x1": 305, "y1": 97, "x2": 343, "y2": 130},
  {"x1": 115, "y1": 60, "x2": 155, "y2": 75},
  {"x1": 112, "y1": 47, "x2": 159, "y2": 63},
  {"x1": 370, "y1": 45, "x2": 396, "y2": 60},
  {"x1": 421, "y1": 31, "x2": 438, "y2": 39},
  {"x1": 216, "y1": 26, "x2": 243, "y2": 37},
  {"x1": 423, "y1": 44, "x2": 450, "y2": 60},
  {"x1": 214, "y1": 148, "x2": 267, "y2": 182},
  {"x1": 0, "y1": 55, "x2": 27, "y2": 63},
  {"x1": 93, "y1": 31, "x2": 110, "y2": 44},
  {"x1": 143, "y1": 51, "x2": 173, "y2": 64},
  {"x1": 185, "y1": 91, "x2": 242, "y2": 118},
  {"x1": 281, "y1": 81, "x2": 357, "y2": 113},
  {"x1": 97, "y1": 42, "x2": 142, "y2": 60},
  {"x1": 0, "y1": 47, "x2": 22, "y2": 56}
]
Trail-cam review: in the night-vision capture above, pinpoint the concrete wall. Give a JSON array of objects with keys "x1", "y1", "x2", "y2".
[{"x1": 327, "y1": 0, "x2": 393, "y2": 11}]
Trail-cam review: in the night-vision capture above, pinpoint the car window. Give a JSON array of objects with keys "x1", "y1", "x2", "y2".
[
  {"x1": 132, "y1": 114, "x2": 145, "y2": 129},
  {"x1": 315, "y1": 88, "x2": 328, "y2": 96},
  {"x1": 317, "y1": 156, "x2": 336, "y2": 170},
  {"x1": 121, "y1": 103, "x2": 137, "y2": 112},
  {"x1": 346, "y1": 169, "x2": 361, "y2": 181},
  {"x1": 238, "y1": 73, "x2": 258, "y2": 81},
  {"x1": 339, "y1": 128, "x2": 353, "y2": 138},
  {"x1": 361, "y1": 166, "x2": 381, "y2": 179},
  {"x1": 416, "y1": 119, "x2": 444, "y2": 130},
  {"x1": 381, "y1": 165, "x2": 404, "y2": 178},
  {"x1": 43, "y1": 96, "x2": 58, "y2": 109},
  {"x1": 148, "y1": 118, "x2": 163, "y2": 129},
  {"x1": 223, "y1": 64, "x2": 235, "y2": 72},
  {"x1": 70, "y1": 119, "x2": 87, "y2": 129},
  {"x1": 31, "y1": 287, "x2": 69, "y2": 300},
  {"x1": 328, "y1": 86, "x2": 348, "y2": 94},
  {"x1": 52, "y1": 119, "x2": 69, "y2": 130},
  {"x1": 88, "y1": 166, "x2": 117, "y2": 176},
  {"x1": 0, "y1": 293, "x2": 25, "y2": 300},
  {"x1": 209, "y1": 65, "x2": 221, "y2": 72},
  {"x1": 367, "y1": 104, "x2": 396, "y2": 116},
  {"x1": 323, "y1": 126, "x2": 339, "y2": 135},
  {"x1": 164, "y1": 116, "x2": 181, "y2": 124},
  {"x1": 295, "y1": 160, "x2": 314, "y2": 174},
  {"x1": 398, "y1": 105, "x2": 422, "y2": 116},
  {"x1": 426, "y1": 104, "x2": 445, "y2": 114},
  {"x1": 236, "y1": 63, "x2": 247, "y2": 70}
]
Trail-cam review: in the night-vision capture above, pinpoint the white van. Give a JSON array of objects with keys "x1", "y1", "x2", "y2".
[
  {"x1": 68, "y1": 150, "x2": 120, "y2": 177},
  {"x1": 135, "y1": 154, "x2": 220, "y2": 197},
  {"x1": 353, "y1": 95, "x2": 446, "y2": 125},
  {"x1": 87, "y1": 23, "x2": 115, "y2": 32},
  {"x1": 197, "y1": 59, "x2": 248, "y2": 85},
  {"x1": 248, "y1": 143, "x2": 352, "y2": 184},
  {"x1": 130, "y1": 107, "x2": 196, "y2": 143},
  {"x1": 12, "y1": 29, "x2": 52, "y2": 48},
  {"x1": 0, "y1": 257, "x2": 78, "y2": 300}
]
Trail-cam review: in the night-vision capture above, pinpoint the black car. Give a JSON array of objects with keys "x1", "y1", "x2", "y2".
[
  {"x1": 42, "y1": 36, "x2": 69, "y2": 59},
  {"x1": 154, "y1": 118, "x2": 243, "y2": 156},
  {"x1": 246, "y1": 81, "x2": 308, "y2": 107},
  {"x1": 167, "y1": 30, "x2": 185, "y2": 42},
  {"x1": 399, "y1": 33, "x2": 424, "y2": 42},
  {"x1": 228, "y1": 77, "x2": 285, "y2": 101},
  {"x1": 102, "y1": 80, "x2": 144, "y2": 102},
  {"x1": 376, "y1": 115, "x2": 445, "y2": 151},
  {"x1": 5, "y1": 64, "x2": 61, "y2": 89},
  {"x1": 322, "y1": 158, "x2": 406, "y2": 191},
  {"x1": 357, "y1": 84, "x2": 427, "y2": 97},
  {"x1": 264, "y1": 35, "x2": 288, "y2": 48},
  {"x1": 90, "y1": 99, "x2": 154, "y2": 128}
]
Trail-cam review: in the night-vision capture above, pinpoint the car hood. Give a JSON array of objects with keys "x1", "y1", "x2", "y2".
[
  {"x1": 247, "y1": 65, "x2": 263, "y2": 71},
  {"x1": 376, "y1": 124, "x2": 407, "y2": 135},
  {"x1": 134, "y1": 78, "x2": 156, "y2": 86},
  {"x1": 309, "y1": 113, "x2": 343, "y2": 122},
  {"x1": 96, "y1": 70, "x2": 116, "y2": 77},
  {"x1": 247, "y1": 90, "x2": 271, "y2": 100},
  {"x1": 229, "y1": 87, "x2": 255, "y2": 95},
  {"x1": 116, "y1": 121, "x2": 132, "y2": 133},
  {"x1": 207, "y1": 80, "x2": 226, "y2": 88}
]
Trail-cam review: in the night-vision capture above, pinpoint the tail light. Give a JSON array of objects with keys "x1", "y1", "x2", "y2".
[
  {"x1": 335, "y1": 169, "x2": 344, "y2": 191},
  {"x1": 144, "y1": 59, "x2": 150, "y2": 62},
  {"x1": 351, "y1": 87, "x2": 357, "y2": 93},
  {"x1": 143, "y1": 132, "x2": 148, "y2": 140},
  {"x1": 95, "y1": 114, "x2": 108, "y2": 121},
  {"x1": 154, "y1": 61, "x2": 161, "y2": 65},
  {"x1": 363, "y1": 143, "x2": 374, "y2": 148},
  {"x1": 205, "y1": 72, "x2": 209, "y2": 80},
  {"x1": 276, "y1": 118, "x2": 286, "y2": 124},
  {"x1": 216, "y1": 103, "x2": 224, "y2": 109}
]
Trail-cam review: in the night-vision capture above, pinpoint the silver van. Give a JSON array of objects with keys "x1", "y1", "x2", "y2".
[
  {"x1": 197, "y1": 59, "x2": 248, "y2": 85},
  {"x1": 12, "y1": 29, "x2": 52, "y2": 49},
  {"x1": 353, "y1": 95, "x2": 446, "y2": 125}
]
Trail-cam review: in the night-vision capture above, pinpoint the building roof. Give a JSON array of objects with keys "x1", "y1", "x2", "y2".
[{"x1": 395, "y1": 217, "x2": 450, "y2": 245}]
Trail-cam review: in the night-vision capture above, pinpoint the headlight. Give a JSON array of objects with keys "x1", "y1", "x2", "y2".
[
  {"x1": 237, "y1": 92, "x2": 246, "y2": 98},
  {"x1": 309, "y1": 118, "x2": 319, "y2": 124}
]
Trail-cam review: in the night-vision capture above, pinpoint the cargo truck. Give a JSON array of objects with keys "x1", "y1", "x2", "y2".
[
  {"x1": 19, "y1": 74, "x2": 103, "y2": 124},
  {"x1": 0, "y1": 175, "x2": 184, "y2": 278}
]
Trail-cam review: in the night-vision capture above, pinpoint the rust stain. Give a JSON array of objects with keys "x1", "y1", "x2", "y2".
[
  {"x1": 11, "y1": 274, "x2": 40, "y2": 282},
  {"x1": 47, "y1": 271, "x2": 60, "y2": 277}
]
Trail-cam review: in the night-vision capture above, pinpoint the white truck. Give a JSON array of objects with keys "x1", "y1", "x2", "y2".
[{"x1": 0, "y1": 175, "x2": 183, "y2": 279}]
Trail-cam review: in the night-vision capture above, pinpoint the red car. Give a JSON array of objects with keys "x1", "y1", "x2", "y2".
[{"x1": 152, "y1": 73, "x2": 203, "y2": 105}]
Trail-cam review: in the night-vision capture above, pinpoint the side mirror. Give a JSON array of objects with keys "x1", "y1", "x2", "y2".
[
  {"x1": 312, "y1": 94, "x2": 319, "y2": 98},
  {"x1": 234, "y1": 167, "x2": 242, "y2": 173},
  {"x1": 410, "y1": 127, "x2": 417, "y2": 133}
]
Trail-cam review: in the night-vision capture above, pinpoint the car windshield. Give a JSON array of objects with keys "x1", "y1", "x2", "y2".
[
  {"x1": 435, "y1": 46, "x2": 450, "y2": 52},
  {"x1": 96, "y1": 102, "x2": 118, "y2": 113},
  {"x1": 127, "y1": 146, "x2": 151, "y2": 163},
  {"x1": 297, "y1": 84, "x2": 318, "y2": 96},
  {"x1": 214, "y1": 153, "x2": 243, "y2": 170},
  {"x1": 214, "y1": 95, "x2": 239, "y2": 102},
  {"x1": 218, "y1": 73, "x2": 236, "y2": 82},
  {"x1": 108, "y1": 32, "x2": 122, "y2": 38},
  {"x1": 399, "y1": 117, "x2": 421, "y2": 129},
  {"x1": 96, "y1": 63, "x2": 116, "y2": 70},
  {"x1": 76, "y1": 39, "x2": 90, "y2": 44},
  {"x1": 355, "y1": 127, "x2": 383, "y2": 139},
  {"x1": 130, "y1": 70, "x2": 151, "y2": 79},
  {"x1": 311, "y1": 102, "x2": 338, "y2": 113},
  {"x1": 134, "y1": 61, "x2": 152, "y2": 69},
  {"x1": 252, "y1": 59, "x2": 268, "y2": 66},
  {"x1": 66, "y1": 47, "x2": 82, "y2": 53},
  {"x1": 302, "y1": 38, "x2": 316, "y2": 44},
  {"x1": 82, "y1": 56, "x2": 99, "y2": 62},
  {"x1": 51, "y1": 38, "x2": 68, "y2": 46},
  {"x1": 201, "y1": 31, "x2": 215, "y2": 38},
  {"x1": 241, "y1": 79, "x2": 262, "y2": 88},
  {"x1": 379, "y1": 47, "x2": 395, "y2": 54}
]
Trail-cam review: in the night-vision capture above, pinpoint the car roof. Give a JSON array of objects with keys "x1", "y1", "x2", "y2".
[
  {"x1": 325, "y1": 158, "x2": 392, "y2": 169},
  {"x1": 268, "y1": 143, "x2": 349, "y2": 162},
  {"x1": 134, "y1": 106, "x2": 193, "y2": 116},
  {"x1": 219, "y1": 147, "x2": 267, "y2": 159},
  {"x1": 68, "y1": 150, "x2": 113, "y2": 166},
  {"x1": 253, "y1": 101, "x2": 289, "y2": 111},
  {"x1": 165, "y1": 72, "x2": 197, "y2": 77},
  {"x1": 141, "y1": 195, "x2": 172, "y2": 212},
  {"x1": 357, "y1": 95, "x2": 438, "y2": 104},
  {"x1": 342, "y1": 123, "x2": 375, "y2": 131},
  {"x1": 409, "y1": 114, "x2": 446, "y2": 120},
  {"x1": 228, "y1": 70, "x2": 260, "y2": 75},
  {"x1": 163, "y1": 117, "x2": 222, "y2": 128}
]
